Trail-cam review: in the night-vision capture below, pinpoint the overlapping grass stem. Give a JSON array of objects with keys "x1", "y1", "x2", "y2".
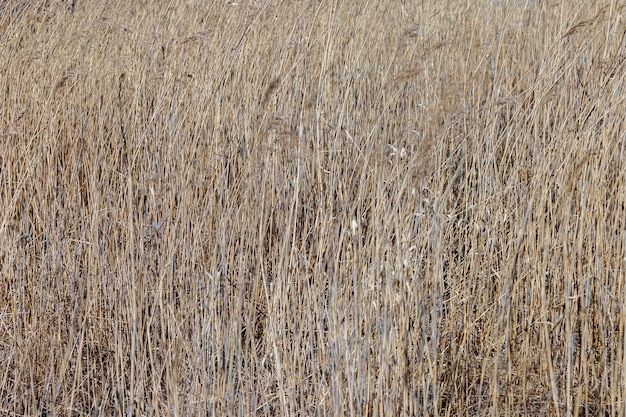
[{"x1": 1, "y1": 0, "x2": 625, "y2": 415}]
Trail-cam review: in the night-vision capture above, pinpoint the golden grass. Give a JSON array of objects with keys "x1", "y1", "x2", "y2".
[{"x1": 1, "y1": 0, "x2": 625, "y2": 415}]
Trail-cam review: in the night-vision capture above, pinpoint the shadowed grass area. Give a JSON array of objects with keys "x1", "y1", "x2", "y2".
[{"x1": 1, "y1": 0, "x2": 625, "y2": 415}]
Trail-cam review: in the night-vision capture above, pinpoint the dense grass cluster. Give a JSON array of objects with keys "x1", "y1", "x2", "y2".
[{"x1": 1, "y1": 0, "x2": 625, "y2": 415}]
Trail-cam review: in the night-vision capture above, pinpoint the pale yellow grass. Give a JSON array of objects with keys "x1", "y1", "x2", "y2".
[{"x1": 1, "y1": 0, "x2": 625, "y2": 415}]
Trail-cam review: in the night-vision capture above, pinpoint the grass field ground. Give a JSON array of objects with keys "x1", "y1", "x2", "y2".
[{"x1": 1, "y1": 0, "x2": 626, "y2": 415}]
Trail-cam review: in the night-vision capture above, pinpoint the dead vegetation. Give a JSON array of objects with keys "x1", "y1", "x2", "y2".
[{"x1": 1, "y1": 0, "x2": 625, "y2": 415}]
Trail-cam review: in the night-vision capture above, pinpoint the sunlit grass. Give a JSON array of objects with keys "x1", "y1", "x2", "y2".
[{"x1": 1, "y1": 0, "x2": 625, "y2": 415}]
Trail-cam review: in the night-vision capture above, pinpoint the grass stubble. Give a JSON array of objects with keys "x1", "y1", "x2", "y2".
[{"x1": 0, "y1": 0, "x2": 625, "y2": 415}]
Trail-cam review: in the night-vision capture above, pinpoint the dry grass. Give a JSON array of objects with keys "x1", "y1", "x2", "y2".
[{"x1": 1, "y1": 0, "x2": 625, "y2": 415}]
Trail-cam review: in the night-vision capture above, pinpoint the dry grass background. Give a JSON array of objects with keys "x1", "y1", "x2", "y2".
[{"x1": 0, "y1": 0, "x2": 625, "y2": 415}]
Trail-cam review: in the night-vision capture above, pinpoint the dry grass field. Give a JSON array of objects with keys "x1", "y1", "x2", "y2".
[{"x1": 1, "y1": 0, "x2": 625, "y2": 415}]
